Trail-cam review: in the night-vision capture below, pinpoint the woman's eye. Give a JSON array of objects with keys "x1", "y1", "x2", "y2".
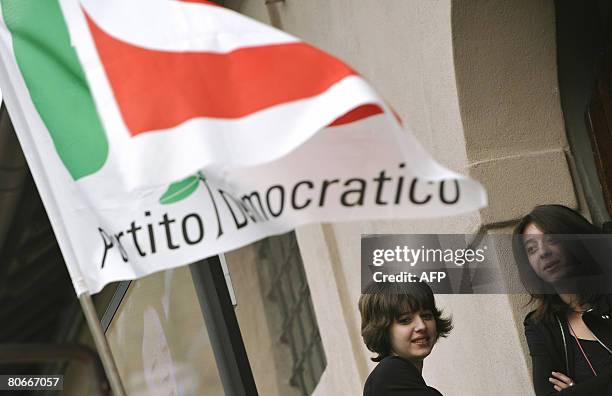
[
  {"x1": 526, "y1": 246, "x2": 537, "y2": 255},
  {"x1": 399, "y1": 317, "x2": 413, "y2": 324},
  {"x1": 421, "y1": 313, "x2": 434, "y2": 320}
]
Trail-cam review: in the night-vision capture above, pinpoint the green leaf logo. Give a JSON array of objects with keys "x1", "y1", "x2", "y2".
[{"x1": 159, "y1": 175, "x2": 200, "y2": 205}]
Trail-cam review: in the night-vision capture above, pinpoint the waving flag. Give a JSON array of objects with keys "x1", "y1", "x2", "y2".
[{"x1": 0, "y1": 0, "x2": 487, "y2": 295}]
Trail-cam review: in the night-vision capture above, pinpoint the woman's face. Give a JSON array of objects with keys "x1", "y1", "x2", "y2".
[
  {"x1": 389, "y1": 309, "x2": 437, "y2": 363},
  {"x1": 522, "y1": 223, "x2": 573, "y2": 283}
]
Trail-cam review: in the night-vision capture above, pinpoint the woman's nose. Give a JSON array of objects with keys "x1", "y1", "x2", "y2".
[
  {"x1": 539, "y1": 242, "x2": 552, "y2": 257},
  {"x1": 413, "y1": 315, "x2": 426, "y2": 330}
]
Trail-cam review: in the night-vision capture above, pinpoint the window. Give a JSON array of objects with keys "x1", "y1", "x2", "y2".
[
  {"x1": 256, "y1": 233, "x2": 327, "y2": 395},
  {"x1": 225, "y1": 232, "x2": 326, "y2": 395}
]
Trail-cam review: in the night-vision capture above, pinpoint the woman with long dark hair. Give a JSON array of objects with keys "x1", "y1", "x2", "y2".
[
  {"x1": 359, "y1": 281, "x2": 452, "y2": 395},
  {"x1": 513, "y1": 204, "x2": 612, "y2": 395}
]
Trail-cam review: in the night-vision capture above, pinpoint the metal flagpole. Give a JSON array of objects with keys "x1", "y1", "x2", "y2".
[{"x1": 78, "y1": 292, "x2": 127, "y2": 396}]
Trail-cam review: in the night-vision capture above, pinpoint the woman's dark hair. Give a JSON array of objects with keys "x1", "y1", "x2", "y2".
[
  {"x1": 358, "y1": 281, "x2": 452, "y2": 362},
  {"x1": 512, "y1": 204, "x2": 602, "y2": 321}
]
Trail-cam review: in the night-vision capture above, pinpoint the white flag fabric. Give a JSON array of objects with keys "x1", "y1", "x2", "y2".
[{"x1": 0, "y1": 0, "x2": 487, "y2": 295}]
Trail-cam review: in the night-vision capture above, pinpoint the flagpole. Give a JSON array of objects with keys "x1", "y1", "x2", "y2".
[{"x1": 79, "y1": 292, "x2": 127, "y2": 396}]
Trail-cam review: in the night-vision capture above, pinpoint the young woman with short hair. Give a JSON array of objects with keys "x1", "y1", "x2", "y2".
[{"x1": 359, "y1": 282, "x2": 452, "y2": 395}]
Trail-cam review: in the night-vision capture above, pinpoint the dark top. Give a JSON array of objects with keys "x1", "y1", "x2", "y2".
[
  {"x1": 524, "y1": 296, "x2": 612, "y2": 396},
  {"x1": 363, "y1": 356, "x2": 443, "y2": 396},
  {"x1": 571, "y1": 339, "x2": 612, "y2": 383}
]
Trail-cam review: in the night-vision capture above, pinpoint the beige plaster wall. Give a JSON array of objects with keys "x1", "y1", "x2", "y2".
[
  {"x1": 452, "y1": 0, "x2": 566, "y2": 163},
  {"x1": 449, "y1": 1, "x2": 579, "y2": 394},
  {"x1": 452, "y1": 0, "x2": 576, "y2": 221},
  {"x1": 233, "y1": 0, "x2": 577, "y2": 395}
]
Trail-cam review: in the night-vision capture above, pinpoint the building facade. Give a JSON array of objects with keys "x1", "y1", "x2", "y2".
[{"x1": 69, "y1": 1, "x2": 612, "y2": 395}]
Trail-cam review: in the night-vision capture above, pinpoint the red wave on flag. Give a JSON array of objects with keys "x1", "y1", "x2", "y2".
[
  {"x1": 327, "y1": 104, "x2": 403, "y2": 127},
  {"x1": 328, "y1": 104, "x2": 383, "y2": 127},
  {"x1": 84, "y1": 11, "x2": 357, "y2": 136},
  {"x1": 178, "y1": 0, "x2": 222, "y2": 6}
]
